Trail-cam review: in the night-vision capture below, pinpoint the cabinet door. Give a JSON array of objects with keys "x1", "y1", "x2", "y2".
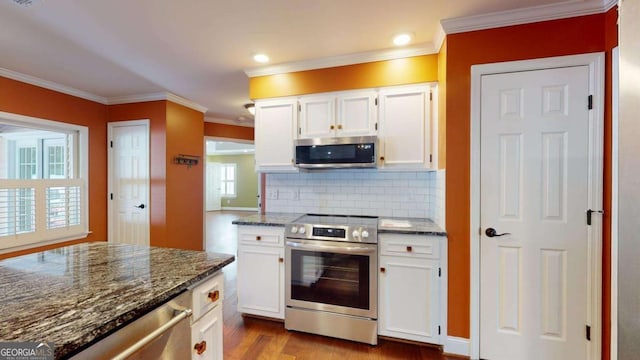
[
  {"x1": 237, "y1": 244, "x2": 285, "y2": 319},
  {"x1": 378, "y1": 85, "x2": 432, "y2": 169},
  {"x1": 191, "y1": 304, "x2": 222, "y2": 360},
  {"x1": 337, "y1": 90, "x2": 377, "y2": 137},
  {"x1": 254, "y1": 99, "x2": 297, "y2": 172},
  {"x1": 378, "y1": 256, "x2": 440, "y2": 344},
  {"x1": 299, "y1": 95, "x2": 335, "y2": 139}
]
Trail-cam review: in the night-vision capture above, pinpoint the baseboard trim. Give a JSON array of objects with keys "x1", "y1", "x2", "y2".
[
  {"x1": 444, "y1": 336, "x2": 470, "y2": 358},
  {"x1": 220, "y1": 207, "x2": 259, "y2": 211}
]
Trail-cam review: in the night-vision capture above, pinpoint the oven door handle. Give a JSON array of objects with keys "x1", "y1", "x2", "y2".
[{"x1": 286, "y1": 240, "x2": 376, "y2": 255}]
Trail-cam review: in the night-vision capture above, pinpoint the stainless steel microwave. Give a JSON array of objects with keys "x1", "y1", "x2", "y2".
[{"x1": 294, "y1": 136, "x2": 377, "y2": 169}]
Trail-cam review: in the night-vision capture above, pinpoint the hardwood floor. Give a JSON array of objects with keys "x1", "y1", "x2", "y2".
[{"x1": 205, "y1": 210, "x2": 461, "y2": 360}]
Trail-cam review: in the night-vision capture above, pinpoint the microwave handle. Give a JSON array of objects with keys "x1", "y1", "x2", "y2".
[{"x1": 286, "y1": 240, "x2": 375, "y2": 255}]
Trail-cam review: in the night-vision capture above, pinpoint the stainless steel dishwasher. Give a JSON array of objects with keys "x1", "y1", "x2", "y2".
[{"x1": 70, "y1": 290, "x2": 193, "y2": 359}]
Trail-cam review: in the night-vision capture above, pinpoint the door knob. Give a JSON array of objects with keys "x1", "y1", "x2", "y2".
[
  {"x1": 485, "y1": 227, "x2": 510, "y2": 237},
  {"x1": 134, "y1": 204, "x2": 145, "y2": 209}
]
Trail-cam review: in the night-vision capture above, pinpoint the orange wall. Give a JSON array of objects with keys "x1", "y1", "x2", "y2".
[
  {"x1": 437, "y1": 40, "x2": 448, "y2": 169},
  {"x1": 108, "y1": 101, "x2": 206, "y2": 251},
  {"x1": 250, "y1": 55, "x2": 439, "y2": 99},
  {"x1": 165, "y1": 102, "x2": 204, "y2": 250},
  {"x1": 0, "y1": 76, "x2": 108, "y2": 259},
  {"x1": 445, "y1": 10, "x2": 616, "y2": 349},
  {"x1": 204, "y1": 122, "x2": 254, "y2": 141}
]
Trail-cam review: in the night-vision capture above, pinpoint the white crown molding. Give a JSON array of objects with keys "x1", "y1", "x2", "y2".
[
  {"x1": 107, "y1": 92, "x2": 208, "y2": 113},
  {"x1": 603, "y1": 0, "x2": 617, "y2": 11},
  {"x1": 0, "y1": 67, "x2": 208, "y2": 113},
  {"x1": 433, "y1": 25, "x2": 446, "y2": 53},
  {"x1": 244, "y1": 43, "x2": 437, "y2": 78},
  {"x1": 0, "y1": 67, "x2": 108, "y2": 104},
  {"x1": 441, "y1": 0, "x2": 615, "y2": 35},
  {"x1": 204, "y1": 116, "x2": 254, "y2": 128}
]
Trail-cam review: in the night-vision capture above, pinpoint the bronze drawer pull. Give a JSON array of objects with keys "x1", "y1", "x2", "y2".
[
  {"x1": 406, "y1": 246, "x2": 413, "y2": 252},
  {"x1": 194, "y1": 341, "x2": 207, "y2": 355},
  {"x1": 208, "y1": 290, "x2": 219, "y2": 303},
  {"x1": 380, "y1": 267, "x2": 386, "y2": 273},
  {"x1": 256, "y1": 236, "x2": 261, "y2": 241},
  {"x1": 279, "y1": 257, "x2": 284, "y2": 263}
]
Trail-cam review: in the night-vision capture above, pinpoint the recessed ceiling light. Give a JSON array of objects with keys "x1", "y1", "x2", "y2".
[
  {"x1": 393, "y1": 33, "x2": 412, "y2": 46},
  {"x1": 253, "y1": 53, "x2": 270, "y2": 63}
]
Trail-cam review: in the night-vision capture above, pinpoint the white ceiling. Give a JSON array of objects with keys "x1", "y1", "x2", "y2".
[{"x1": 0, "y1": 0, "x2": 612, "y2": 125}]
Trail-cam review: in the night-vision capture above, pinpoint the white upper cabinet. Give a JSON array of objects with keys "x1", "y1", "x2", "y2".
[
  {"x1": 299, "y1": 95, "x2": 335, "y2": 139},
  {"x1": 337, "y1": 90, "x2": 377, "y2": 137},
  {"x1": 253, "y1": 83, "x2": 439, "y2": 173},
  {"x1": 378, "y1": 84, "x2": 437, "y2": 170},
  {"x1": 254, "y1": 98, "x2": 298, "y2": 172},
  {"x1": 297, "y1": 90, "x2": 377, "y2": 139}
]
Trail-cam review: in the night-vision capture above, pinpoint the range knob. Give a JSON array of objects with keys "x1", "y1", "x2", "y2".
[
  {"x1": 352, "y1": 230, "x2": 360, "y2": 238},
  {"x1": 361, "y1": 230, "x2": 370, "y2": 238},
  {"x1": 299, "y1": 227, "x2": 306, "y2": 234},
  {"x1": 290, "y1": 226, "x2": 298, "y2": 234}
]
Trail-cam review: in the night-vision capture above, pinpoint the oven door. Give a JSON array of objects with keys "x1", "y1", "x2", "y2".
[{"x1": 285, "y1": 239, "x2": 377, "y2": 319}]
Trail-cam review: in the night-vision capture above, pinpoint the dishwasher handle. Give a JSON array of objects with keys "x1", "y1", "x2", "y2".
[{"x1": 112, "y1": 308, "x2": 193, "y2": 360}]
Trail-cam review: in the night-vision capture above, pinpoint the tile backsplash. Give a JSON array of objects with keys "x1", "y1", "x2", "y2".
[{"x1": 265, "y1": 169, "x2": 446, "y2": 228}]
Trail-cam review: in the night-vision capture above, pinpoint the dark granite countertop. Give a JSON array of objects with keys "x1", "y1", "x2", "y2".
[
  {"x1": 378, "y1": 217, "x2": 447, "y2": 236},
  {"x1": 231, "y1": 212, "x2": 303, "y2": 227},
  {"x1": 0, "y1": 242, "x2": 235, "y2": 359}
]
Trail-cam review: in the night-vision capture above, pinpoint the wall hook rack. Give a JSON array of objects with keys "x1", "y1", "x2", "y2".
[{"x1": 174, "y1": 154, "x2": 200, "y2": 168}]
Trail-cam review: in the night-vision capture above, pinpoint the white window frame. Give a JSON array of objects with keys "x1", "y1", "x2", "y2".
[
  {"x1": 220, "y1": 163, "x2": 237, "y2": 198},
  {"x1": 0, "y1": 111, "x2": 89, "y2": 253}
]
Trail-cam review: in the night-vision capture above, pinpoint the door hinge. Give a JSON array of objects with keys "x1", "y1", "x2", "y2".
[
  {"x1": 298, "y1": 104, "x2": 301, "y2": 112},
  {"x1": 110, "y1": 140, "x2": 113, "y2": 148},
  {"x1": 588, "y1": 95, "x2": 593, "y2": 110},
  {"x1": 438, "y1": 267, "x2": 441, "y2": 277},
  {"x1": 438, "y1": 325, "x2": 441, "y2": 335},
  {"x1": 110, "y1": 193, "x2": 113, "y2": 200},
  {"x1": 298, "y1": 127, "x2": 301, "y2": 135},
  {"x1": 429, "y1": 154, "x2": 433, "y2": 163},
  {"x1": 375, "y1": 97, "x2": 378, "y2": 106},
  {"x1": 375, "y1": 122, "x2": 378, "y2": 131},
  {"x1": 586, "y1": 325, "x2": 591, "y2": 341},
  {"x1": 430, "y1": 92, "x2": 433, "y2": 101},
  {"x1": 586, "y1": 209, "x2": 604, "y2": 225}
]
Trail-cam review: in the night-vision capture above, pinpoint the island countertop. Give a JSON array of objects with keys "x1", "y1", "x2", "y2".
[{"x1": 0, "y1": 242, "x2": 235, "y2": 359}]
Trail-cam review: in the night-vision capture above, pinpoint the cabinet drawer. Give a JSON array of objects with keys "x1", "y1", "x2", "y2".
[
  {"x1": 191, "y1": 304, "x2": 223, "y2": 360},
  {"x1": 238, "y1": 226, "x2": 284, "y2": 246},
  {"x1": 379, "y1": 234, "x2": 440, "y2": 259},
  {"x1": 191, "y1": 272, "x2": 224, "y2": 322}
]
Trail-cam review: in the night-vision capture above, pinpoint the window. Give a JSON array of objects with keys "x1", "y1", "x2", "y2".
[
  {"x1": 0, "y1": 112, "x2": 88, "y2": 251},
  {"x1": 220, "y1": 164, "x2": 236, "y2": 197}
]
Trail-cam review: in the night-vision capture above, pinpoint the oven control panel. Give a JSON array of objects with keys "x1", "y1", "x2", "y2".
[{"x1": 286, "y1": 224, "x2": 377, "y2": 244}]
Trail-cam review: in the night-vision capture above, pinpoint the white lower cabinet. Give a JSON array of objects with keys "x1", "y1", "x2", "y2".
[
  {"x1": 378, "y1": 233, "x2": 445, "y2": 344},
  {"x1": 190, "y1": 272, "x2": 224, "y2": 360},
  {"x1": 191, "y1": 304, "x2": 223, "y2": 360},
  {"x1": 236, "y1": 226, "x2": 285, "y2": 319}
]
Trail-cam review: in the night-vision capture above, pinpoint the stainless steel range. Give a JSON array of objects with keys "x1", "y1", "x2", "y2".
[{"x1": 284, "y1": 214, "x2": 378, "y2": 345}]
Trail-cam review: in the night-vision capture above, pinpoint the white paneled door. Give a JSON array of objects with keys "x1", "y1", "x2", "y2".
[
  {"x1": 480, "y1": 66, "x2": 591, "y2": 359},
  {"x1": 108, "y1": 121, "x2": 150, "y2": 246}
]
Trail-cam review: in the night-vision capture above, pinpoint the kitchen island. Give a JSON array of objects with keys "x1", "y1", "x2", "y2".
[{"x1": 0, "y1": 242, "x2": 234, "y2": 359}]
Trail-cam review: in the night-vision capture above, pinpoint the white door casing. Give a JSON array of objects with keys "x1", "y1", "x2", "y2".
[
  {"x1": 470, "y1": 53, "x2": 604, "y2": 360},
  {"x1": 206, "y1": 162, "x2": 222, "y2": 211},
  {"x1": 108, "y1": 120, "x2": 150, "y2": 246}
]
